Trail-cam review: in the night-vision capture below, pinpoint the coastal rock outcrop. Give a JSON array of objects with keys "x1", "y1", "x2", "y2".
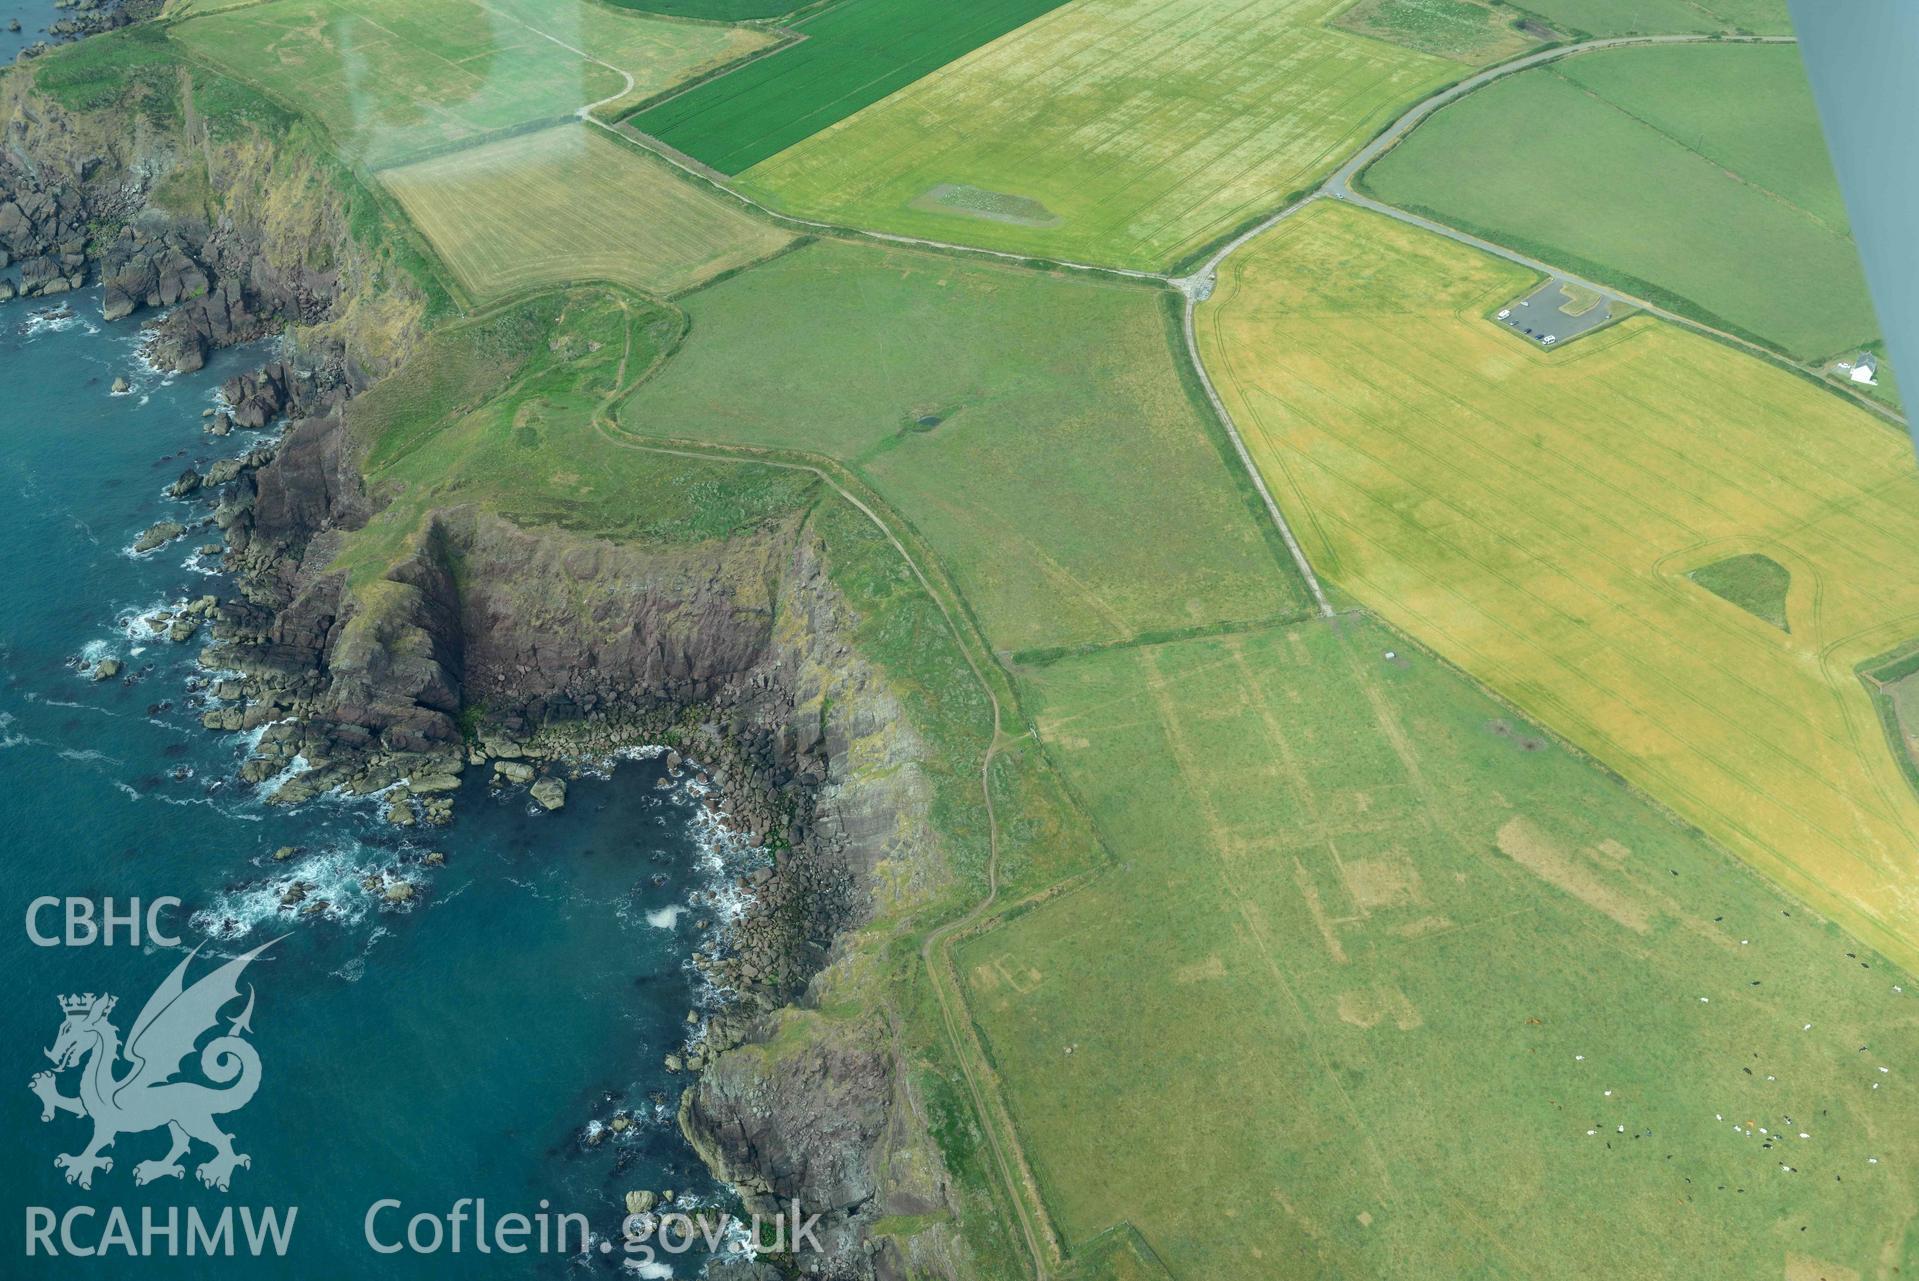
[
  {"x1": 5, "y1": 51, "x2": 956, "y2": 1278},
  {"x1": 1, "y1": 69, "x2": 417, "y2": 385},
  {"x1": 683, "y1": 1012, "x2": 956, "y2": 1278},
  {"x1": 197, "y1": 407, "x2": 958, "y2": 1277}
]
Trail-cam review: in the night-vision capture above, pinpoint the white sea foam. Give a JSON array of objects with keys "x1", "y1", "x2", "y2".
[
  {"x1": 120, "y1": 599, "x2": 178, "y2": 640},
  {"x1": 130, "y1": 790, "x2": 264, "y2": 821},
  {"x1": 256, "y1": 753, "x2": 311, "y2": 801},
  {"x1": 20, "y1": 306, "x2": 85, "y2": 338},
  {"x1": 191, "y1": 840, "x2": 410, "y2": 939},
  {"x1": 57, "y1": 748, "x2": 118, "y2": 765},
  {"x1": 644, "y1": 905, "x2": 684, "y2": 930}
]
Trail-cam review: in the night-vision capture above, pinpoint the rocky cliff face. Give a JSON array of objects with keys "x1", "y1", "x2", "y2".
[
  {"x1": 201, "y1": 413, "x2": 959, "y2": 1277},
  {"x1": 685, "y1": 1011, "x2": 964, "y2": 1280},
  {"x1": 9, "y1": 43, "x2": 962, "y2": 1279},
  {"x1": 1, "y1": 62, "x2": 419, "y2": 382},
  {"x1": 209, "y1": 409, "x2": 914, "y2": 994}
]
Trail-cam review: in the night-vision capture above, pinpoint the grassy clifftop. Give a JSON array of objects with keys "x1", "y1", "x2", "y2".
[{"x1": 12, "y1": 23, "x2": 447, "y2": 372}]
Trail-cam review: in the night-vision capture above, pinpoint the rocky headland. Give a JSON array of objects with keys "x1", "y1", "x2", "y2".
[{"x1": 4, "y1": 44, "x2": 970, "y2": 1279}]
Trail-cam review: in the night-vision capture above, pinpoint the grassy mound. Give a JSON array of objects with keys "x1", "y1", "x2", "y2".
[{"x1": 1689, "y1": 553, "x2": 1791, "y2": 631}]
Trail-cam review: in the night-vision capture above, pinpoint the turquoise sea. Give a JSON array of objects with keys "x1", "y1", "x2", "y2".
[
  {"x1": 3, "y1": 0, "x2": 72, "y2": 62},
  {"x1": 0, "y1": 286, "x2": 743, "y2": 1276}
]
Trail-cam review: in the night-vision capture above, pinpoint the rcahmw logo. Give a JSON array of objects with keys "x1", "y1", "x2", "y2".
[{"x1": 23, "y1": 927, "x2": 298, "y2": 1259}]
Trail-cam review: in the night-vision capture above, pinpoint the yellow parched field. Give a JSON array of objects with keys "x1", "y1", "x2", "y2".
[
  {"x1": 1199, "y1": 201, "x2": 1919, "y2": 974},
  {"x1": 739, "y1": 0, "x2": 1454, "y2": 271},
  {"x1": 381, "y1": 126, "x2": 792, "y2": 302}
]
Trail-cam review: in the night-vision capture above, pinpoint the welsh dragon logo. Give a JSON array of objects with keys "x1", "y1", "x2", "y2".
[{"x1": 29, "y1": 939, "x2": 276, "y2": 1191}]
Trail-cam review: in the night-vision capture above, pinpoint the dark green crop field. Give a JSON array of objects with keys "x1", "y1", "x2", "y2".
[{"x1": 628, "y1": 0, "x2": 1065, "y2": 173}]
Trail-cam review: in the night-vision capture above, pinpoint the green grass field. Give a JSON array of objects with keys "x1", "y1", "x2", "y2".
[
  {"x1": 627, "y1": 0, "x2": 1068, "y2": 174},
  {"x1": 604, "y1": 0, "x2": 796, "y2": 17},
  {"x1": 1199, "y1": 199, "x2": 1919, "y2": 980},
  {"x1": 172, "y1": 0, "x2": 773, "y2": 167},
  {"x1": 379, "y1": 126, "x2": 792, "y2": 303},
  {"x1": 1364, "y1": 43, "x2": 1879, "y2": 362},
  {"x1": 332, "y1": 288, "x2": 820, "y2": 584},
  {"x1": 1507, "y1": 0, "x2": 1788, "y2": 36},
  {"x1": 740, "y1": 0, "x2": 1455, "y2": 270},
  {"x1": 616, "y1": 239, "x2": 1309, "y2": 652},
  {"x1": 964, "y1": 613, "x2": 1919, "y2": 1280}
]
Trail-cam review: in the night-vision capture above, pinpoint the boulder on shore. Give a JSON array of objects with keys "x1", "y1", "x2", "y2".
[
  {"x1": 493, "y1": 759, "x2": 534, "y2": 784},
  {"x1": 530, "y1": 777, "x2": 566, "y2": 811}
]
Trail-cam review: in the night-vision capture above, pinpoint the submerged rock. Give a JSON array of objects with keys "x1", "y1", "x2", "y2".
[{"x1": 132, "y1": 521, "x2": 184, "y2": 553}]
